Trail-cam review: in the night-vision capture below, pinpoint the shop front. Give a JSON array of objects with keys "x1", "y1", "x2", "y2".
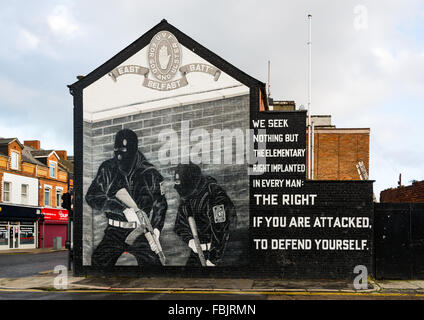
[
  {"x1": 0, "y1": 204, "x2": 39, "y2": 250},
  {"x1": 39, "y1": 208, "x2": 68, "y2": 248}
]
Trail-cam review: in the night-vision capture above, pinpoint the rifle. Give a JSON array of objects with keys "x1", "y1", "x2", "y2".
[
  {"x1": 115, "y1": 188, "x2": 166, "y2": 266},
  {"x1": 186, "y1": 204, "x2": 207, "y2": 267}
]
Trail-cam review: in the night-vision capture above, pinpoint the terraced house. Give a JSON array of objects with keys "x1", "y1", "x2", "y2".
[{"x1": 0, "y1": 138, "x2": 71, "y2": 250}]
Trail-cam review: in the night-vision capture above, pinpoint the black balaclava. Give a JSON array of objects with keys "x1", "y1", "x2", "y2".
[
  {"x1": 174, "y1": 163, "x2": 202, "y2": 198},
  {"x1": 114, "y1": 129, "x2": 138, "y2": 174}
]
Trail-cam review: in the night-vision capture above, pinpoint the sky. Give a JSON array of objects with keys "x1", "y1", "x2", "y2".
[{"x1": 0, "y1": 0, "x2": 423, "y2": 199}]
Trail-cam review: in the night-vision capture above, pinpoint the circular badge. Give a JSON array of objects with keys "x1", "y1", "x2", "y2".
[{"x1": 148, "y1": 31, "x2": 181, "y2": 81}]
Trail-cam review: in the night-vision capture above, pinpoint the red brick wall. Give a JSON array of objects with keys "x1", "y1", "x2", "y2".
[
  {"x1": 380, "y1": 181, "x2": 424, "y2": 203},
  {"x1": 56, "y1": 150, "x2": 67, "y2": 160},
  {"x1": 39, "y1": 179, "x2": 68, "y2": 208},
  {"x1": 307, "y1": 129, "x2": 370, "y2": 180},
  {"x1": 24, "y1": 140, "x2": 40, "y2": 150}
]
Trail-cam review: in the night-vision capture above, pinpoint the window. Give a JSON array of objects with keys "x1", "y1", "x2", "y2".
[
  {"x1": 20, "y1": 224, "x2": 35, "y2": 245},
  {"x1": 56, "y1": 189, "x2": 63, "y2": 208},
  {"x1": 21, "y1": 184, "x2": 28, "y2": 205},
  {"x1": 10, "y1": 152, "x2": 19, "y2": 170},
  {"x1": 49, "y1": 162, "x2": 56, "y2": 178},
  {"x1": 0, "y1": 225, "x2": 8, "y2": 247},
  {"x1": 44, "y1": 187, "x2": 51, "y2": 206},
  {"x1": 3, "y1": 182, "x2": 11, "y2": 202}
]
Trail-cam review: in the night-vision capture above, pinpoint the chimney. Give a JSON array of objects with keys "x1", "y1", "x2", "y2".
[
  {"x1": 272, "y1": 101, "x2": 296, "y2": 111},
  {"x1": 24, "y1": 140, "x2": 40, "y2": 150},
  {"x1": 56, "y1": 150, "x2": 67, "y2": 160}
]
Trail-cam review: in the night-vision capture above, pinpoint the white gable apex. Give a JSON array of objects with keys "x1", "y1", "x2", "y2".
[{"x1": 83, "y1": 31, "x2": 249, "y2": 122}]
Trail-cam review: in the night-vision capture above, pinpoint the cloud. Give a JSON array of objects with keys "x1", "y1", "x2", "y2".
[
  {"x1": 47, "y1": 5, "x2": 79, "y2": 37},
  {"x1": 0, "y1": 0, "x2": 423, "y2": 194},
  {"x1": 0, "y1": 121, "x2": 72, "y2": 154},
  {"x1": 17, "y1": 29, "x2": 40, "y2": 51},
  {"x1": 0, "y1": 76, "x2": 73, "y2": 153}
]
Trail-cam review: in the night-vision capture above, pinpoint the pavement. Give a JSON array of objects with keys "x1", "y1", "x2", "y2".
[
  {"x1": 0, "y1": 248, "x2": 68, "y2": 255},
  {"x1": 0, "y1": 248, "x2": 424, "y2": 297}
]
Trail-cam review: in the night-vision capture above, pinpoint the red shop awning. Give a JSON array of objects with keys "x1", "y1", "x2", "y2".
[{"x1": 41, "y1": 208, "x2": 68, "y2": 223}]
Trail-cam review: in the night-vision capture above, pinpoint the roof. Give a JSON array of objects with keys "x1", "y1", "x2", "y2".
[
  {"x1": 22, "y1": 146, "x2": 45, "y2": 166},
  {"x1": 31, "y1": 150, "x2": 61, "y2": 160},
  {"x1": 0, "y1": 137, "x2": 24, "y2": 149},
  {"x1": 59, "y1": 158, "x2": 74, "y2": 174},
  {"x1": 0, "y1": 138, "x2": 15, "y2": 145},
  {"x1": 22, "y1": 147, "x2": 66, "y2": 172},
  {"x1": 0, "y1": 137, "x2": 70, "y2": 173},
  {"x1": 68, "y1": 19, "x2": 265, "y2": 93},
  {"x1": 31, "y1": 150, "x2": 54, "y2": 158}
]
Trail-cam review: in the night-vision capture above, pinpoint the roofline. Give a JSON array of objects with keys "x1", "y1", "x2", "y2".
[
  {"x1": 68, "y1": 19, "x2": 264, "y2": 94},
  {"x1": 33, "y1": 151, "x2": 61, "y2": 161},
  {"x1": 0, "y1": 138, "x2": 24, "y2": 149},
  {"x1": 311, "y1": 128, "x2": 370, "y2": 130}
]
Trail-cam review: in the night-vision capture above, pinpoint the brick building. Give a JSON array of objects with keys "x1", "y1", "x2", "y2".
[
  {"x1": 380, "y1": 180, "x2": 424, "y2": 203},
  {"x1": 69, "y1": 19, "x2": 269, "y2": 268},
  {"x1": 0, "y1": 138, "x2": 71, "y2": 250},
  {"x1": 69, "y1": 19, "x2": 377, "y2": 278},
  {"x1": 271, "y1": 100, "x2": 370, "y2": 181}
]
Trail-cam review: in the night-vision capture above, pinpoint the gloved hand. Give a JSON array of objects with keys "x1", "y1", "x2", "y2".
[
  {"x1": 123, "y1": 208, "x2": 140, "y2": 225},
  {"x1": 206, "y1": 260, "x2": 216, "y2": 267},
  {"x1": 147, "y1": 228, "x2": 161, "y2": 254},
  {"x1": 188, "y1": 239, "x2": 211, "y2": 253}
]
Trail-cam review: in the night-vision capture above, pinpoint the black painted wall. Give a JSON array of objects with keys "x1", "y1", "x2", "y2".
[
  {"x1": 250, "y1": 180, "x2": 374, "y2": 279},
  {"x1": 375, "y1": 203, "x2": 424, "y2": 279}
]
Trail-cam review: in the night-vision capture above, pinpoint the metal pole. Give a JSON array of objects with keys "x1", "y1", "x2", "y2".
[
  {"x1": 268, "y1": 60, "x2": 271, "y2": 100},
  {"x1": 42, "y1": 221, "x2": 45, "y2": 248},
  {"x1": 311, "y1": 121, "x2": 315, "y2": 179},
  {"x1": 67, "y1": 211, "x2": 71, "y2": 271},
  {"x1": 307, "y1": 14, "x2": 312, "y2": 179}
]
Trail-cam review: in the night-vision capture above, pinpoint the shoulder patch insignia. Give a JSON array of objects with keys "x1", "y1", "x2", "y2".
[
  {"x1": 160, "y1": 181, "x2": 165, "y2": 195},
  {"x1": 213, "y1": 204, "x2": 226, "y2": 223}
]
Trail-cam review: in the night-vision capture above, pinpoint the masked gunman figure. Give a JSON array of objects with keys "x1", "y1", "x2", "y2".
[
  {"x1": 173, "y1": 163, "x2": 236, "y2": 267},
  {"x1": 85, "y1": 129, "x2": 167, "y2": 267}
]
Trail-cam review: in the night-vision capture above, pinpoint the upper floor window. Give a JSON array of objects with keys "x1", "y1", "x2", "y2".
[
  {"x1": 3, "y1": 182, "x2": 11, "y2": 202},
  {"x1": 49, "y1": 161, "x2": 56, "y2": 178},
  {"x1": 56, "y1": 189, "x2": 63, "y2": 208},
  {"x1": 21, "y1": 184, "x2": 28, "y2": 205},
  {"x1": 44, "y1": 187, "x2": 51, "y2": 207},
  {"x1": 10, "y1": 152, "x2": 19, "y2": 170}
]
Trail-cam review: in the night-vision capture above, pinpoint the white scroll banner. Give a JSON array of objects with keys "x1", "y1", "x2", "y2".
[
  {"x1": 108, "y1": 63, "x2": 221, "y2": 92},
  {"x1": 108, "y1": 65, "x2": 149, "y2": 82}
]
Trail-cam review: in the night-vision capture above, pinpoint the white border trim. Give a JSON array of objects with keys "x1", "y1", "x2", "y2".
[{"x1": 84, "y1": 85, "x2": 249, "y2": 123}]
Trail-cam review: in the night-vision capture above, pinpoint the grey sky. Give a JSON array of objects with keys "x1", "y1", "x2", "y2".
[{"x1": 0, "y1": 0, "x2": 423, "y2": 199}]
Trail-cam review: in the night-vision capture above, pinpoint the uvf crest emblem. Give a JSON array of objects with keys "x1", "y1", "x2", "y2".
[
  {"x1": 213, "y1": 204, "x2": 226, "y2": 223},
  {"x1": 148, "y1": 31, "x2": 181, "y2": 81},
  {"x1": 108, "y1": 30, "x2": 221, "y2": 91}
]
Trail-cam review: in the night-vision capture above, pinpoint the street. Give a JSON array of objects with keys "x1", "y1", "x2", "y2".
[
  {"x1": 0, "y1": 251, "x2": 68, "y2": 278},
  {"x1": 1, "y1": 251, "x2": 424, "y2": 301},
  {"x1": 0, "y1": 290, "x2": 423, "y2": 300}
]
